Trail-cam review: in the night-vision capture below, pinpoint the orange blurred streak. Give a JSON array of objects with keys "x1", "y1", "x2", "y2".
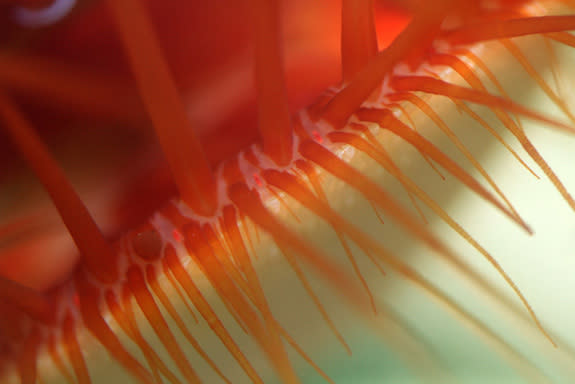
[{"x1": 0, "y1": 0, "x2": 409, "y2": 289}]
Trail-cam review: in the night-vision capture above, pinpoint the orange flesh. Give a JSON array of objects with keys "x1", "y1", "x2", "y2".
[
  {"x1": 1, "y1": 0, "x2": 575, "y2": 383},
  {"x1": 0, "y1": 92, "x2": 119, "y2": 284},
  {"x1": 250, "y1": 0, "x2": 293, "y2": 166},
  {"x1": 0, "y1": 0, "x2": 53, "y2": 7},
  {"x1": 106, "y1": 0, "x2": 218, "y2": 217},
  {"x1": 341, "y1": 0, "x2": 378, "y2": 82},
  {"x1": 321, "y1": 0, "x2": 454, "y2": 128},
  {"x1": 0, "y1": 0, "x2": 403, "y2": 289}
]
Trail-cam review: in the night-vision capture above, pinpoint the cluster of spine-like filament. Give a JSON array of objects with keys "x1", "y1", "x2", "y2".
[{"x1": 1, "y1": 0, "x2": 575, "y2": 383}]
